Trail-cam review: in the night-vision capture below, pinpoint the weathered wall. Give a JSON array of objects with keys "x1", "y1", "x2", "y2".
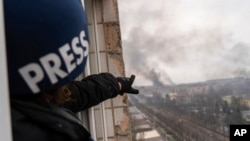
[{"x1": 84, "y1": 0, "x2": 132, "y2": 140}]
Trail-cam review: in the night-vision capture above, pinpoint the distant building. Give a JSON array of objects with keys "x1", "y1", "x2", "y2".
[
  {"x1": 221, "y1": 95, "x2": 250, "y2": 108},
  {"x1": 240, "y1": 96, "x2": 250, "y2": 108},
  {"x1": 168, "y1": 92, "x2": 178, "y2": 101},
  {"x1": 221, "y1": 95, "x2": 234, "y2": 104},
  {"x1": 187, "y1": 84, "x2": 209, "y2": 96},
  {"x1": 167, "y1": 92, "x2": 191, "y2": 104},
  {"x1": 241, "y1": 110, "x2": 250, "y2": 122}
]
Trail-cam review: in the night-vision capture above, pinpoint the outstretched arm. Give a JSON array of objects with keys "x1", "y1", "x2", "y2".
[{"x1": 64, "y1": 73, "x2": 120, "y2": 113}]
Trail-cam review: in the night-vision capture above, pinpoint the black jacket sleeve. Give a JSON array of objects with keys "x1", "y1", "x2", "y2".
[{"x1": 63, "y1": 73, "x2": 120, "y2": 113}]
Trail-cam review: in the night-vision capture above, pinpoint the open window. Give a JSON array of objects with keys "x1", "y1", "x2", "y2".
[{"x1": 78, "y1": 0, "x2": 132, "y2": 141}]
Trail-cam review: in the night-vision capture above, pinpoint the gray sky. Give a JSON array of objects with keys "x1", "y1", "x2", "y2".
[{"x1": 118, "y1": 0, "x2": 250, "y2": 86}]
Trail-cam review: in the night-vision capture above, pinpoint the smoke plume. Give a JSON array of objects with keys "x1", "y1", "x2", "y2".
[{"x1": 119, "y1": 0, "x2": 250, "y2": 85}]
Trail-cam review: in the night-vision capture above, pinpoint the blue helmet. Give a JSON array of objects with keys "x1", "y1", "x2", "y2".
[{"x1": 4, "y1": 0, "x2": 89, "y2": 96}]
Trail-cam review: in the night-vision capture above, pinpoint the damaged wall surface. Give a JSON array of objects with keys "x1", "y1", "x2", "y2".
[{"x1": 84, "y1": 0, "x2": 132, "y2": 140}]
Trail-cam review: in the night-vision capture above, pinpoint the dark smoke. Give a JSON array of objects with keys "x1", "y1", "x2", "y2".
[
  {"x1": 147, "y1": 69, "x2": 174, "y2": 86},
  {"x1": 120, "y1": 0, "x2": 250, "y2": 85},
  {"x1": 123, "y1": 28, "x2": 175, "y2": 86}
]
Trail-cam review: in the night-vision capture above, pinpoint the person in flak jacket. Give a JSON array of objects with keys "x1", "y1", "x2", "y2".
[{"x1": 4, "y1": 0, "x2": 139, "y2": 141}]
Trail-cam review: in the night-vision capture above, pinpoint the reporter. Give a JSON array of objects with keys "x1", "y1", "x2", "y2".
[
  {"x1": 4, "y1": 0, "x2": 138, "y2": 141},
  {"x1": 11, "y1": 73, "x2": 138, "y2": 141}
]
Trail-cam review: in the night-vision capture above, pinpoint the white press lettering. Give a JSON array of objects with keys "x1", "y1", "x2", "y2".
[
  {"x1": 71, "y1": 36, "x2": 84, "y2": 65},
  {"x1": 79, "y1": 30, "x2": 89, "y2": 59},
  {"x1": 59, "y1": 44, "x2": 76, "y2": 73},
  {"x1": 40, "y1": 53, "x2": 68, "y2": 84},
  {"x1": 18, "y1": 63, "x2": 44, "y2": 93},
  {"x1": 18, "y1": 30, "x2": 89, "y2": 93}
]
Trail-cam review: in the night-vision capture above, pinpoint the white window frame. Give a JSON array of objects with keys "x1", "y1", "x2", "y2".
[
  {"x1": 0, "y1": 0, "x2": 12, "y2": 140},
  {"x1": 85, "y1": 0, "x2": 108, "y2": 140}
]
